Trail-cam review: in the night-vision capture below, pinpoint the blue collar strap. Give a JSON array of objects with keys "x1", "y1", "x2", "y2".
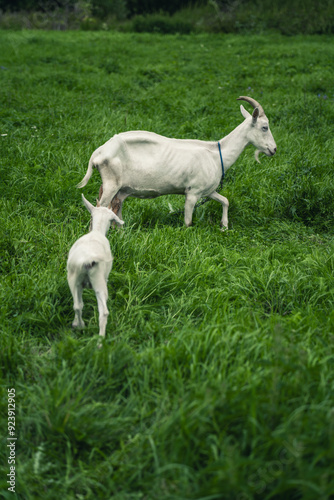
[{"x1": 218, "y1": 142, "x2": 225, "y2": 179}]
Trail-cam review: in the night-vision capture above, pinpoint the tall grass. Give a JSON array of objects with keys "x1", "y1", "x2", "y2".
[{"x1": 0, "y1": 31, "x2": 334, "y2": 499}]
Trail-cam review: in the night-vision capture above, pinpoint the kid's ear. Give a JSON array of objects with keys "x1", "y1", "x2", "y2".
[
  {"x1": 111, "y1": 213, "x2": 125, "y2": 225},
  {"x1": 82, "y1": 194, "x2": 94, "y2": 214}
]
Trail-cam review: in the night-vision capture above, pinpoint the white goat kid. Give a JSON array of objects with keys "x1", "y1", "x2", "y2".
[
  {"x1": 77, "y1": 96, "x2": 277, "y2": 230},
  {"x1": 67, "y1": 194, "x2": 124, "y2": 339}
]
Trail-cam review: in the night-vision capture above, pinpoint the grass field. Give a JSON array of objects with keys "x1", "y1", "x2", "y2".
[{"x1": 0, "y1": 31, "x2": 334, "y2": 500}]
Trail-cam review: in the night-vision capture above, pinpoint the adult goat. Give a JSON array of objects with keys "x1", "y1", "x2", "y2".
[
  {"x1": 77, "y1": 96, "x2": 276, "y2": 229},
  {"x1": 67, "y1": 194, "x2": 124, "y2": 339}
]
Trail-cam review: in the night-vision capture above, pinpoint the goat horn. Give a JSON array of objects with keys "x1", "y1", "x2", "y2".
[
  {"x1": 237, "y1": 96, "x2": 265, "y2": 116},
  {"x1": 96, "y1": 199, "x2": 101, "y2": 207},
  {"x1": 107, "y1": 201, "x2": 112, "y2": 210}
]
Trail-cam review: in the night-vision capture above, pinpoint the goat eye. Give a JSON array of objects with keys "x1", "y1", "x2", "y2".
[{"x1": 262, "y1": 126, "x2": 268, "y2": 132}]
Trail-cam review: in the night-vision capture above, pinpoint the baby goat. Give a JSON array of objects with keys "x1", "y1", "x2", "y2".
[{"x1": 67, "y1": 194, "x2": 124, "y2": 339}]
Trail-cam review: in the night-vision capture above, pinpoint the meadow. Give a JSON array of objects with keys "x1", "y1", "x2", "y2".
[{"x1": 0, "y1": 30, "x2": 334, "y2": 499}]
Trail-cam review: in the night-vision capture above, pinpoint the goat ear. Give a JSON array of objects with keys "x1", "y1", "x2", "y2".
[
  {"x1": 111, "y1": 213, "x2": 125, "y2": 225},
  {"x1": 240, "y1": 104, "x2": 251, "y2": 119},
  {"x1": 82, "y1": 194, "x2": 94, "y2": 214},
  {"x1": 252, "y1": 107, "x2": 259, "y2": 124}
]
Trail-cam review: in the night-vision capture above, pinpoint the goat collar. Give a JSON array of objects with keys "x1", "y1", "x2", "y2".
[{"x1": 218, "y1": 142, "x2": 225, "y2": 179}]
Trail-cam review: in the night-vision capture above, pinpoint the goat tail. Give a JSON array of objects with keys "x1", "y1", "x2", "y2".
[
  {"x1": 84, "y1": 261, "x2": 96, "y2": 270},
  {"x1": 77, "y1": 157, "x2": 95, "y2": 189}
]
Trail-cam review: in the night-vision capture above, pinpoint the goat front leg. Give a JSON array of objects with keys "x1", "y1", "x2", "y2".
[
  {"x1": 184, "y1": 191, "x2": 199, "y2": 227},
  {"x1": 209, "y1": 191, "x2": 229, "y2": 230}
]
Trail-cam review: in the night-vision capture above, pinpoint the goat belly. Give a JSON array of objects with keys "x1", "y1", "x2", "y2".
[
  {"x1": 124, "y1": 185, "x2": 185, "y2": 198},
  {"x1": 129, "y1": 189, "x2": 163, "y2": 199},
  {"x1": 120, "y1": 164, "x2": 198, "y2": 198}
]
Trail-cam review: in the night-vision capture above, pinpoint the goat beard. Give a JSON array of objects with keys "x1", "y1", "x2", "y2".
[{"x1": 255, "y1": 149, "x2": 261, "y2": 164}]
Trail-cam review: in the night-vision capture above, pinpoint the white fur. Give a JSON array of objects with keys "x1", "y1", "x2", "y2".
[
  {"x1": 67, "y1": 194, "x2": 124, "y2": 339},
  {"x1": 77, "y1": 97, "x2": 276, "y2": 230}
]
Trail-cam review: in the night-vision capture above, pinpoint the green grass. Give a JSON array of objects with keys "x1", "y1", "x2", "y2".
[{"x1": 0, "y1": 30, "x2": 334, "y2": 499}]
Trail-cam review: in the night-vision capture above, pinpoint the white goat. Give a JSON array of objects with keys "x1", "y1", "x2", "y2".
[
  {"x1": 67, "y1": 194, "x2": 124, "y2": 339},
  {"x1": 77, "y1": 96, "x2": 277, "y2": 229}
]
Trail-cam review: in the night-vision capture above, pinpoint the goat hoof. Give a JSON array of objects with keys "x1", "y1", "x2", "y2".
[
  {"x1": 72, "y1": 321, "x2": 85, "y2": 330},
  {"x1": 97, "y1": 337, "x2": 105, "y2": 349}
]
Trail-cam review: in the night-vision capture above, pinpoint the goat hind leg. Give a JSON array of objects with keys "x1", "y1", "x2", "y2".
[
  {"x1": 99, "y1": 184, "x2": 123, "y2": 228},
  {"x1": 99, "y1": 182, "x2": 120, "y2": 208},
  {"x1": 111, "y1": 191, "x2": 129, "y2": 228},
  {"x1": 90, "y1": 275, "x2": 109, "y2": 338},
  {"x1": 96, "y1": 288, "x2": 109, "y2": 338},
  {"x1": 99, "y1": 184, "x2": 121, "y2": 214},
  {"x1": 68, "y1": 277, "x2": 85, "y2": 329}
]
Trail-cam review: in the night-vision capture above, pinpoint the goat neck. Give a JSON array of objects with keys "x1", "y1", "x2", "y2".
[
  {"x1": 90, "y1": 209, "x2": 112, "y2": 235},
  {"x1": 219, "y1": 120, "x2": 250, "y2": 170}
]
